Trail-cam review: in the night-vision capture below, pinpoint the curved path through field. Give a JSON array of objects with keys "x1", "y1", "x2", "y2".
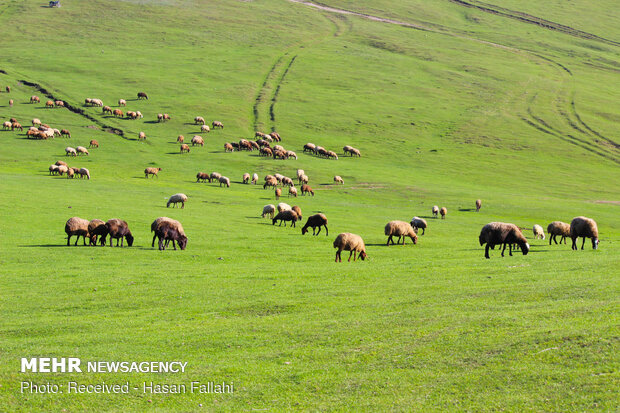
[{"x1": 286, "y1": 0, "x2": 620, "y2": 163}]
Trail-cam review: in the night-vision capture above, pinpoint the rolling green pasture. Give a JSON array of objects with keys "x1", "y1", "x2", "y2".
[{"x1": 0, "y1": 0, "x2": 618, "y2": 411}]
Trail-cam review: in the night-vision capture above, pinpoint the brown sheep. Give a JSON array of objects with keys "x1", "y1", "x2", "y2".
[
  {"x1": 152, "y1": 218, "x2": 187, "y2": 250},
  {"x1": 5, "y1": 86, "x2": 10, "y2": 93},
  {"x1": 163, "y1": 113, "x2": 171, "y2": 121},
  {"x1": 45, "y1": 100, "x2": 55, "y2": 108},
  {"x1": 66, "y1": 168, "x2": 75, "y2": 179},
  {"x1": 302, "y1": 213, "x2": 328, "y2": 236},
  {"x1": 177, "y1": 135, "x2": 184, "y2": 143},
  {"x1": 191, "y1": 135, "x2": 204, "y2": 146},
  {"x1": 11, "y1": 122, "x2": 22, "y2": 131},
  {"x1": 333, "y1": 233, "x2": 367, "y2": 262},
  {"x1": 291, "y1": 205, "x2": 302, "y2": 220},
  {"x1": 137, "y1": 92, "x2": 148, "y2": 100},
  {"x1": 30, "y1": 96, "x2": 40, "y2": 104},
  {"x1": 264, "y1": 177, "x2": 278, "y2": 189},
  {"x1": 196, "y1": 172, "x2": 209, "y2": 183},
  {"x1": 145, "y1": 167, "x2": 162, "y2": 178},
  {"x1": 105, "y1": 219, "x2": 134, "y2": 247},
  {"x1": 272, "y1": 210, "x2": 298, "y2": 227},
  {"x1": 194, "y1": 116, "x2": 205, "y2": 125},
  {"x1": 479, "y1": 222, "x2": 530, "y2": 259},
  {"x1": 224, "y1": 143, "x2": 234, "y2": 152},
  {"x1": 9, "y1": 99, "x2": 13, "y2": 107},
  {"x1": 180, "y1": 143, "x2": 190, "y2": 153},
  {"x1": 547, "y1": 221, "x2": 570, "y2": 245},
  {"x1": 209, "y1": 172, "x2": 221, "y2": 183},
  {"x1": 570, "y1": 216, "x2": 599, "y2": 250},
  {"x1": 61, "y1": 129, "x2": 71, "y2": 138},
  {"x1": 212, "y1": 121, "x2": 223, "y2": 129},
  {"x1": 65, "y1": 217, "x2": 90, "y2": 246},
  {"x1": 89, "y1": 139, "x2": 98, "y2": 148},
  {"x1": 260, "y1": 147, "x2": 273, "y2": 156},
  {"x1": 440, "y1": 207, "x2": 447, "y2": 219},
  {"x1": 476, "y1": 199, "x2": 482, "y2": 212},
  {"x1": 243, "y1": 173, "x2": 250, "y2": 184},
  {"x1": 275, "y1": 188, "x2": 282, "y2": 199},
  {"x1": 88, "y1": 219, "x2": 108, "y2": 246},
  {"x1": 301, "y1": 184, "x2": 314, "y2": 196},
  {"x1": 270, "y1": 131, "x2": 281, "y2": 141},
  {"x1": 113, "y1": 109, "x2": 123, "y2": 117},
  {"x1": 385, "y1": 220, "x2": 418, "y2": 246}
]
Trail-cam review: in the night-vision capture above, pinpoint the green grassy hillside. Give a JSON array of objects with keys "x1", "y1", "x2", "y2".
[{"x1": 0, "y1": 0, "x2": 618, "y2": 411}]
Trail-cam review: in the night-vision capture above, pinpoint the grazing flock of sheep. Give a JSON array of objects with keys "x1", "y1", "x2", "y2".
[{"x1": 3, "y1": 87, "x2": 601, "y2": 259}]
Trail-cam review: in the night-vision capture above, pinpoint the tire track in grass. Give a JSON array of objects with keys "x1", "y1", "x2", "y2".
[
  {"x1": 570, "y1": 96, "x2": 619, "y2": 150},
  {"x1": 449, "y1": 0, "x2": 620, "y2": 47},
  {"x1": 253, "y1": 6, "x2": 348, "y2": 133},
  {"x1": 289, "y1": 0, "x2": 619, "y2": 164}
]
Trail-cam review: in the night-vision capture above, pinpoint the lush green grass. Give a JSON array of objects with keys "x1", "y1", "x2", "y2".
[{"x1": 0, "y1": 0, "x2": 618, "y2": 411}]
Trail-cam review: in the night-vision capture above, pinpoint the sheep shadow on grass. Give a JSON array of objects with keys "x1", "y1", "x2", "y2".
[
  {"x1": 143, "y1": 120, "x2": 159, "y2": 124},
  {"x1": 458, "y1": 208, "x2": 476, "y2": 212}
]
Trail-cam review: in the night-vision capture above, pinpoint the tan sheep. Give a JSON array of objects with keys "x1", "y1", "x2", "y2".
[
  {"x1": 76, "y1": 146, "x2": 89, "y2": 156},
  {"x1": 292, "y1": 205, "x2": 302, "y2": 220},
  {"x1": 138, "y1": 131, "x2": 146, "y2": 140},
  {"x1": 65, "y1": 147, "x2": 77, "y2": 156},
  {"x1": 145, "y1": 167, "x2": 162, "y2": 178},
  {"x1": 191, "y1": 135, "x2": 204, "y2": 146},
  {"x1": 209, "y1": 172, "x2": 221, "y2": 183},
  {"x1": 333, "y1": 233, "x2": 367, "y2": 262},
  {"x1": 547, "y1": 221, "x2": 570, "y2": 245},
  {"x1": 334, "y1": 175, "x2": 344, "y2": 185},
  {"x1": 219, "y1": 176, "x2": 230, "y2": 187},
  {"x1": 65, "y1": 217, "x2": 90, "y2": 246},
  {"x1": 432, "y1": 205, "x2": 439, "y2": 217},
  {"x1": 275, "y1": 188, "x2": 282, "y2": 199},
  {"x1": 194, "y1": 116, "x2": 205, "y2": 125},
  {"x1": 177, "y1": 135, "x2": 184, "y2": 143},
  {"x1": 476, "y1": 199, "x2": 482, "y2": 212},
  {"x1": 243, "y1": 173, "x2": 250, "y2": 184},
  {"x1": 118, "y1": 99, "x2": 126, "y2": 106},
  {"x1": 289, "y1": 186, "x2": 298, "y2": 197},
  {"x1": 79, "y1": 168, "x2": 90, "y2": 179},
  {"x1": 200, "y1": 124, "x2": 210, "y2": 133},
  {"x1": 440, "y1": 207, "x2": 447, "y2": 219},
  {"x1": 385, "y1": 220, "x2": 418, "y2": 246},
  {"x1": 570, "y1": 216, "x2": 599, "y2": 250},
  {"x1": 180, "y1": 143, "x2": 190, "y2": 153}
]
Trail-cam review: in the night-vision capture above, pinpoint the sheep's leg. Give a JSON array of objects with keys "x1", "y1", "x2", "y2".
[
  {"x1": 501, "y1": 243, "x2": 506, "y2": 257},
  {"x1": 159, "y1": 238, "x2": 165, "y2": 251},
  {"x1": 172, "y1": 239, "x2": 177, "y2": 250},
  {"x1": 348, "y1": 251, "x2": 354, "y2": 262},
  {"x1": 74, "y1": 236, "x2": 79, "y2": 246},
  {"x1": 315, "y1": 227, "x2": 320, "y2": 236},
  {"x1": 386, "y1": 236, "x2": 392, "y2": 246},
  {"x1": 401, "y1": 236, "x2": 406, "y2": 245},
  {"x1": 571, "y1": 237, "x2": 577, "y2": 250},
  {"x1": 67, "y1": 235, "x2": 71, "y2": 246},
  {"x1": 324, "y1": 225, "x2": 328, "y2": 236},
  {"x1": 485, "y1": 244, "x2": 490, "y2": 259},
  {"x1": 83, "y1": 235, "x2": 87, "y2": 246},
  {"x1": 581, "y1": 237, "x2": 585, "y2": 250},
  {"x1": 152, "y1": 234, "x2": 157, "y2": 248}
]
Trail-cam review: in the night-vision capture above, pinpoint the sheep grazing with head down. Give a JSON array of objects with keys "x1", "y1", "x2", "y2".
[
  {"x1": 303, "y1": 143, "x2": 316, "y2": 153},
  {"x1": 440, "y1": 207, "x2": 447, "y2": 219},
  {"x1": 88, "y1": 219, "x2": 108, "y2": 246},
  {"x1": 533, "y1": 224, "x2": 545, "y2": 240},
  {"x1": 180, "y1": 144, "x2": 190, "y2": 153},
  {"x1": 65, "y1": 147, "x2": 77, "y2": 157},
  {"x1": 167, "y1": 193, "x2": 188, "y2": 208},
  {"x1": 243, "y1": 173, "x2": 250, "y2": 184},
  {"x1": 385, "y1": 220, "x2": 418, "y2": 246},
  {"x1": 410, "y1": 217, "x2": 427, "y2": 235},
  {"x1": 333, "y1": 233, "x2": 367, "y2": 262},
  {"x1": 79, "y1": 168, "x2": 90, "y2": 179},
  {"x1": 289, "y1": 186, "x2": 298, "y2": 197},
  {"x1": 49, "y1": 164, "x2": 59, "y2": 175},
  {"x1": 252, "y1": 173, "x2": 258, "y2": 184},
  {"x1": 212, "y1": 121, "x2": 224, "y2": 129},
  {"x1": 209, "y1": 172, "x2": 221, "y2": 183},
  {"x1": 301, "y1": 184, "x2": 314, "y2": 196},
  {"x1": 275, "y1": 188, "x2": 282, "y2": 199},
  {"x1": 89, "y1": 140, "x2": 99, "y2": 148},
  {"x1": 334, "y1": 176, "x2": 344, "y2": 185},
  {"x1": 196, "y1": 172, "x2": 209, "y2": 183},
  {"x1": 138, "y1": 131, "x2": 146, "y2": 140},
  {"x1": 77, "y1": 146, "x2": 89, "y2": 156},
  {"x1": 151, "y1": 217, "x2": 187, "y2": 250},
  {"x1": 479, "y1": 222, "x2": 529, "y2": 259},
  {"x1": 432, "y1": 205, "x2": 439, "y2": 218},
  {"x1": 570, "y1": 216, "x2": 599, "y2": 250},
  {"x1": 272, "y1": 210, "x2": 298, "y2": 227},
  {"x1": 65, "y1": 217, "x2": 90, "y2": 246},
  {"x1": 262, "y1": 204, "x2": 276, "y2": 219},
  {"x1": 177, "y1": 135, "x2": 184, "y2": 143},
  {"x1": 302, "y1": 213, "x2": 328, "y2": 236},
  {"x1": 264, "y1": 177, "x2": 278, "y2": 189},
  {"x1": 476, "y1": 199, "x2": 482, "y2": 212},
  {"x1": 291, "y1": 205, "x2": 302, "y2": 220},
  {"x1": 547, "y1": 221, "x2": 570, "y2": 245},
  {"x1": 219, "y1": 176, "x2": 230, "y2": 188},
  {"x1": 194, "y1": 116, "x2": 205, "y2": 125},
  {"x1": 105, "y1": 219, "x2": 134, "y2": 247},
  {"x1": 191, "y1": 135, "x2": 204, "y2": 146}
]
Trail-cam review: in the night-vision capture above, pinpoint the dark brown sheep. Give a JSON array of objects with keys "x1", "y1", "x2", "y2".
[
  {"x1": 301, "y1": 184, "x2": 314, "y2": 196},
  {"x1": 302, "y1": 213, "x2": 328, "y2": 236},
  {"x1": 570, "y1": 216, "x2": 599, "y2": 250},
  {"x1": 88, "y1": 219, "x2": 108, "y2": 246},
  {"x1": 105, "y1": 219, "x2": 134, "y2": 247},
  {"x1": 151, "y1": 217, "x2": 187, "y2": 250},
  {"x1": 272, "y1": 210, "x2": 298, "y2": 227},
  {"x1": 137, "y1": 92, "x2": 148, "y2": 99},
  {"x1": 479, "y1": 222, "x2": 529, "y2": 259}
]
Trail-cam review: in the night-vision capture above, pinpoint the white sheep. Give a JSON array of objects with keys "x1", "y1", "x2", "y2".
[
  {"x1": 76, "y1": 146, "x2": 89, "y2": 156},
  {"x1": 262, "y1": 204, "x2": 276, "y2": 219},
  {"x1": 65, "y1": 147, "x2": 77, "y2": 156},
  {"x1": 252, "y1": 173, "x2": 258, "y2": 184},
  {"x1": 167, "y1": 193, "x2": 188, "y2": 208},
  {"x1": 277, "y1": 202, "x2": 292, "y2": 213},
  {"x1": 219, "y1": 176, "x2": 230, "y2": 187},
  {"x1": 533, "y1": 224, "x2": 545, "y2": 240}
]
